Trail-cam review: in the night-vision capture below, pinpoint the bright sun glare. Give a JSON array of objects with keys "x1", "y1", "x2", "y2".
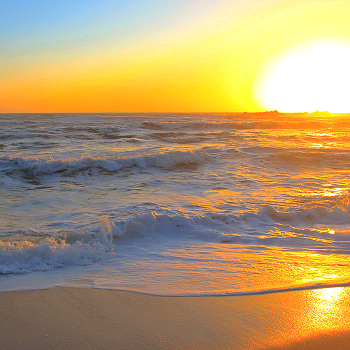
[{"x1": 257, "y1": 40, "x2": 350, "y2": 113}]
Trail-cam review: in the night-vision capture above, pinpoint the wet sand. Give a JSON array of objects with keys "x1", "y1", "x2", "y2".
[{"x1": 1, "y1": 287, "x2": 350, "y2": 349}]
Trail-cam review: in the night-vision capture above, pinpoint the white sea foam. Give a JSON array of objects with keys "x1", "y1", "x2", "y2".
[
  {"x1": 0, "y1": 149, "x2": 205, "y2": 175},
  {"x1": 0, "y1": 239, "x2": 106, "y2": 274},
  {"x1": 0, "y1": 225, "x2": 115, "y2": 275}
]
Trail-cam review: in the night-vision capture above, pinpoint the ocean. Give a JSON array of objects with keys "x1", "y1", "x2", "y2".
[{"x1": 1, "y1": 112, "x2": 350, "y2": 295}]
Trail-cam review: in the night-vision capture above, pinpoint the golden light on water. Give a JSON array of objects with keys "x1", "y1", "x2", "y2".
[{"x1": 256, "y1": 40, "x2": 350, "y2": 113}]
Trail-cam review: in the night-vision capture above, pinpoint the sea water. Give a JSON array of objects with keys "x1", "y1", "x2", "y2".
[{"x1": 1, "y1": 113, "x2": 350, "y2": 295}]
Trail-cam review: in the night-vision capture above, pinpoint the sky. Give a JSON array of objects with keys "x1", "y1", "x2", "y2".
[{"x1": 1, "y1": 0, "x2": 350, "y2": 113}]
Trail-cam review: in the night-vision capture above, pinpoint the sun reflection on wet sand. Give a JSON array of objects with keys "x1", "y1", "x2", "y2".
[
  {"x1": 262, "y1": 287, "x2": 350, "y2": 349},
  {"x1": 306, "y1": 287, "x2": 347, "y2": 331},
  {"x1": 289, "y1": 287, "x2": 350, "y2": 345}
]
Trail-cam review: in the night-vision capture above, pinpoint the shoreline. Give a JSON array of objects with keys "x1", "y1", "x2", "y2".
[
  {"x1": 1, "y1": 286, "x2": 350, "y2": 349},
  {"x1": 3, "y1": 279, "x2": 350, "y2": 296}
]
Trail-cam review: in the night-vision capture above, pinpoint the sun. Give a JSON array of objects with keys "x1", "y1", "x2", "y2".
[{"x1": 256, "y1": 40, "x2": 350, "y2": 113}]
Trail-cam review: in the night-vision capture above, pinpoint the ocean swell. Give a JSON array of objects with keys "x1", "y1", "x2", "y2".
[{"x1": 0, "y1": 149, "x2": 205, "y2": 175}]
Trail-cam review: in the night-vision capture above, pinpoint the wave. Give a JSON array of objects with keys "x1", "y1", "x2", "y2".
[
  {"x1": 259, "y1": 205, "x2": 350, "y2": 226},
  {"x1": 141, "y1": 121, "x2": 277, "y2": 131},
  {"x1": 2, "y1": 205, "x2": 350, "y2": 275},
  {"x1": 240, "y1": 146, "x2": 350, "y2": 170},
  {"x1": 0, "y1": 231, "x2": 113, "y2": 275},
  {"x1": 0, "y1": 149, "x2": 205, "y2": 175},
  {"x1": 61, "y1": 126, "x2": 136, "y2": 140},
  {"x1": 270, "y1": 151, "x2": 350, "y2": 169},
  {"x1": 140, "y1": 119, "x2": 339, "y2": 132},
  {"x1": 139, "y1": 115, "x2": 350, "y2": 135},
  {"x1": 0, "y1": 133, "x2": 49, "y2": 141},
  {"x1": 151, "y1": 132, "x2": 208, "y2": 144},
  {"x1": 108, "y1": 207, "x2": 350, "y2": 246}
]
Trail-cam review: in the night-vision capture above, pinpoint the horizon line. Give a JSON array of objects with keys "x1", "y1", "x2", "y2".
[{"x1": 1, "y1": 111, "x2": 349, "y2": 115}]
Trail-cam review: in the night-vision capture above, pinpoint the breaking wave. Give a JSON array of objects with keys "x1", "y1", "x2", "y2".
[
  {"x1": 0, "y1": 149, "x2": 205, "y2": 175},
  {"x1": 0, "y1": 239, "x2": 107, "y2": 275},
  {"x1": 2, "y1": 205, "x2": 350, "y2": 275}
]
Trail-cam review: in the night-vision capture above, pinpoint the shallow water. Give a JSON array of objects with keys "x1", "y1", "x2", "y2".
[{"x1": 1, "y1": 113, "x2": 350, "y2": 295}]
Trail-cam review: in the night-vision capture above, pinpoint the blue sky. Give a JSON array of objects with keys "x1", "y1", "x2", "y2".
[{"x1": 0, "y1": 1, "x2": 219, "y2": 55}]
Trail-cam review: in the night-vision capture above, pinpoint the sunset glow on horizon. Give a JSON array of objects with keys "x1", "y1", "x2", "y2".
[{"x1": 1, "y1": 0, "x2": 350, "y2": 113}]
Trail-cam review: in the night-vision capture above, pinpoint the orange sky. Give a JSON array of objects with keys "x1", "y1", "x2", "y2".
[{"x1": 1, "y1": 0, "x2": 350, "y2": 113}]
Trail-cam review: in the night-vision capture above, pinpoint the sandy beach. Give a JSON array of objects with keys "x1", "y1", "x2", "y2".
[{"x1": 1, "y1": 286, "x2": 350, "y2": 350}]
